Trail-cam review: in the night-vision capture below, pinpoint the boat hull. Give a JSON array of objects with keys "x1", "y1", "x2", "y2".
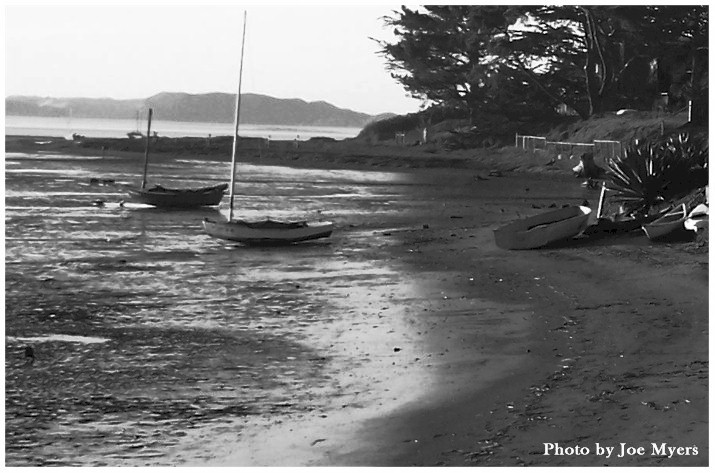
[
  {"x1": 641, "y1": 204, "x2": 687, "y2": 240},
  {"x1": 493, "y1": 206, "x2": 591, "y2": 250},
  {"x1": 203, "y1": 218, "x2": 333, "y2": 244},
  {"x1": 127, "y1": 183, "x2": 228, "y2": 208}
]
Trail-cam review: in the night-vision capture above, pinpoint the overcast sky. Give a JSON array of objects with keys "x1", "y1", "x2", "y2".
[{"x1": 5, "y1": 3, "x2": 424, "y2": 115}]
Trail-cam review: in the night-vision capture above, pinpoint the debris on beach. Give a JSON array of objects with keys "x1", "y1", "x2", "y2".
[
  {"x1": 465, "y1": 440, "x2": 501, "y2": 460},
  {"x1": 580, "y1": 178, "x2": 599, "y2": 189},
  {"x1": 24, "y1": 346, "x2": 35, "y2": 365},
  {"x1": 684, "y1": 203, "x2": 708, "y2": 233},
  {"x1": 89, "y1": 178, "x2": 116, "y2": 186},
  {"x1": 572, "y1": 152, "x2": 605, "y2": 179}
]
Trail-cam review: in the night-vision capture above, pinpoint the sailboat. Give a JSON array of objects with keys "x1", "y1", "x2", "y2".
[
  {"x1": 126, "y1": 108, "x2": 228, "y2": 208},
  {"x1": 202, "y1": 12, "x2": 333, "y2": 244},
  {"x1": 127, "y1": 110, "x2": 144, "y2": 139}
]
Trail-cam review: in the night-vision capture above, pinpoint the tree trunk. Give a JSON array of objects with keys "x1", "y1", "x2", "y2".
[
  {"x1": 581, "y1": 7, "x2": 609, "y2": 116},
  {"x1": 689, "y1": 47, "x2": 709, "y2": 125}
]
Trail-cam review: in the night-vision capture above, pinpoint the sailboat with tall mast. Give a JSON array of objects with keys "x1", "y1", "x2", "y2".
[
  {"x1": 126, "y1": 107, "x2": 228, "y2": 207},
  {"x1": 202, "y1": 11, "x2": 333, "y2": 244},
  {"x1": 127, "y1": 110, "x2": 144, "y2": 139}
]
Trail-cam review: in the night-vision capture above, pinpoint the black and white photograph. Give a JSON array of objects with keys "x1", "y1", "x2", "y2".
[{"x1": 4, "y1": 2, "x2": 709, "y2": 467}]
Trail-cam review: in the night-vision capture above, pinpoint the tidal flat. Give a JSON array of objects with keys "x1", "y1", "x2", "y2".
[{"x1": 5, "y1": 138, "x2": 708, "y2": 466}]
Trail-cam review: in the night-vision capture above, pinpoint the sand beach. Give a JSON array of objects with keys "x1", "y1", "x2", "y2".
[{"x1": 4, "y1": 135, "x2": 708, "y2": 466}]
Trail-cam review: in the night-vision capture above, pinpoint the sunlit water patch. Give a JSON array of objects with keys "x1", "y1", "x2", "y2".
[
  {"x1": 7, "y1": 335, "x2": 111, "y2": 344},
  {"x1": 6, "y1": 152, "x2": 107, "y2": 161}
]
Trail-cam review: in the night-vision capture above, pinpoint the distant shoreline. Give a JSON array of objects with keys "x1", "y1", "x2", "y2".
[
  {"x1": 6, "y1": 133, "x2": 580, "y2": 179},
  {"x1": 5, "y1": 115, "x2": 363, "y2": 141}
]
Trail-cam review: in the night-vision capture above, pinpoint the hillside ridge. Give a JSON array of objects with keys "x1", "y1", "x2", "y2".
[{"x1": 5, "y1": 92, "x2": 395, "y2": 128}]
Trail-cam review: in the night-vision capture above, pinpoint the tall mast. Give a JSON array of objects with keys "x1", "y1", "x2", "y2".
[
  {"x1": 141, "y1": 108, "x2": 153, "y2": 189},
  {"x1": 229, "y1": 11, "x2": 248, "y2": 222}
]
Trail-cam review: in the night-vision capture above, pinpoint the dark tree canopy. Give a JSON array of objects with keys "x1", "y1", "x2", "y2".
[{"x1": 378, "y1": 5, "x2": 708, "y2": 123}]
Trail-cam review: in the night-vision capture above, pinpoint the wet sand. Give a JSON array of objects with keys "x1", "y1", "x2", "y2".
[
  {"x1": 4, "y1": 136, "x2": 708, "y2": 466},
  {"x1": 212, "y1": 173, "x2": 708, "y2": 467}
]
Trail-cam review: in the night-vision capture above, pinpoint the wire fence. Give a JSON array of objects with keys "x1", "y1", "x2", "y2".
[{"x1": 515, "y1": 133, "x2": 622, "y2": 166}]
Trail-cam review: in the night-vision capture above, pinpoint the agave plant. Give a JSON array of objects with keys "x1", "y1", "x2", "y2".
[
  {"x1": 606, "y1": 140, "x2": 673, "y2": 217},
  {"x1": 665, "y1": 132, "x2": 708, "y2": 169},
  {"x1": 607, "y1": 133, "x2": 708, "y2": 217},
  {"x1": 663, "y1": 132, "x2": 709, "y2": 192}
]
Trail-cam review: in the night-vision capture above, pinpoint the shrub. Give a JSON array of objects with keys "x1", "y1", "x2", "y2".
[
  {"x1": 663, "y1": 132, "x2": 709, "y2": 192},
  {"x1": 606, "y1": 133, "x2": 708, "y2": 216}
]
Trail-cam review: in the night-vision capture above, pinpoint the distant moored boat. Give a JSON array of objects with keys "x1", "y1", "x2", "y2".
[
  {"x1": 127, "y1": 183, "x2": 228, "y2": 208},
  {"x1": 126, "y1": 108, "x2": 227, "y2": 208}
]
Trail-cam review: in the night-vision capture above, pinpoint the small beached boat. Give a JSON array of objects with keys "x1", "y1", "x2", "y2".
[
  {"x1": 583, "y1": 182, "x2": 670, "y2": 236},
  {"x1": 202, "y1": 11, "x2": 333, "y2": 245},
  {"x1": 582, "y1": 215, "x2": 643, "y2": 236},
  {"x1": 127, "y1": 108, "x2": 227, "y2": 208},
  {"x1": 127, "y1": 183, "x2": 228, "y2": 208},
  {"x1": 203, "y1": 218, "x2": 333, "y2": 245},
  {"x1": 494, "y1": 206, "x2": 592, "y2": 250},
  {"x1": 642, "y1": 204, "x2": 687, "y2": 240}
]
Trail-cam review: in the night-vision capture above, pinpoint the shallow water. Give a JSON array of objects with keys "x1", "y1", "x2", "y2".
[
  {"x1": 4, "y1": 151, "x2": 432, "y2": 466},
  {"x1": 5, "y1": 115, "x2": 362, "y2": 140}
]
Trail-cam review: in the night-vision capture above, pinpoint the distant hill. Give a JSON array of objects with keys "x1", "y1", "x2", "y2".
[{"x1": 5, "y1": 92, "x2": 396, "y2": 128}]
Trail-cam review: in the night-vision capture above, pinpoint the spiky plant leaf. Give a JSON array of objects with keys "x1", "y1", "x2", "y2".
[
  {"x1": 606, "y1": 132, "x2": 708, "y2": 217},
  {"x1": 606, "y1": 140, "x2": 670, "y2": 216}
]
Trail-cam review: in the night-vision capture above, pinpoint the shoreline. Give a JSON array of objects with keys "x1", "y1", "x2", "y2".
[
  {"x1": 5, "y1": 136, "x2": 708, "y2": 466},
  {"x1": 364, "y1": 232, "x2": 708, "y2": 466},
  {"x1": 4, "y1": 133, "x2": 571, "y2": 175}
]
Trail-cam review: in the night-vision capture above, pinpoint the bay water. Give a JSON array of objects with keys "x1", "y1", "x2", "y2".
[{"x1": 4, "y1": 115, "x2": 363, "y2": 141}]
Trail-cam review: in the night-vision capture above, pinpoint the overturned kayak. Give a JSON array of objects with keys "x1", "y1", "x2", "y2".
[{"x1": 494, "y1": 206, "x2": 592, "y2": 250}]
